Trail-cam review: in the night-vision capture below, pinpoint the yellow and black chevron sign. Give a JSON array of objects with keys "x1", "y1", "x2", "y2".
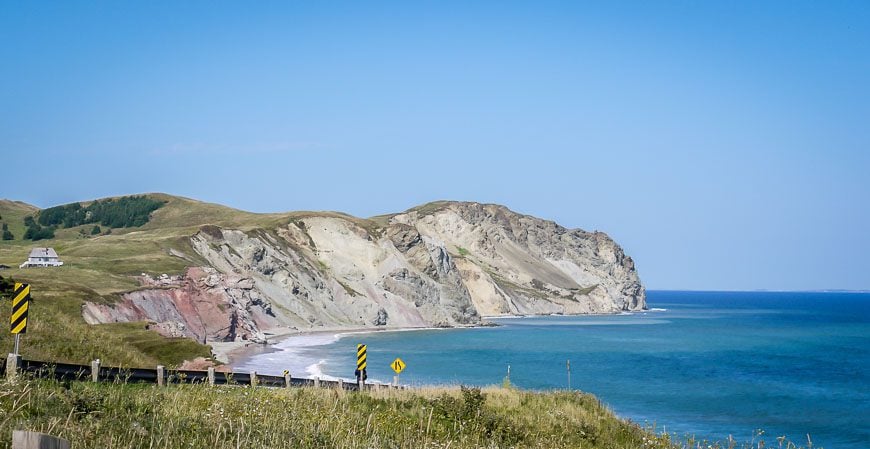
[
  {"x1": 11, "y1": 283, "x2": 30, "y2": 334},
  {"x1": 357, "y1": 343, "x2": 367, "y2": 370}
]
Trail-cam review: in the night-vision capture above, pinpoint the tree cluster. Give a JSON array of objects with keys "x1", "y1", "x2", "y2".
[
  {"x1": 37, "y1": 195, "x2": 165, "y2": 230},
  {"x1": 1, "y1": 222, "x2": 12, "y2": 240},
  {"x1": 23, "y1": 216, "x2": 56, "y2": 241},
  {"x1": 0, "y1": 275, "x2": 15, "y2": 297}
]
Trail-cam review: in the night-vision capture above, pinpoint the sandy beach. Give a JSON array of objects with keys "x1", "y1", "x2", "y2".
[{"x1": 213, "y1": 324, "x2": 479, "y2": 380}]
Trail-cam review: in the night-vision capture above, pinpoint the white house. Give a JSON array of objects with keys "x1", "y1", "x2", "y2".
[{"x1": 20, "y1": 247, "x2": 64, "y2": 268}]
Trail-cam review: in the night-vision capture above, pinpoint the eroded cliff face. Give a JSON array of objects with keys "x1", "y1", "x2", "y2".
[
  {"x1": 83, "y1": 202, "x2": 645, "y2": 340},
  {"x1": 82, "y1": 268, "x2": 277, "y2": 343},
  {"x1": 393, "y1": 203, "x2": 645, "y2": 316}
]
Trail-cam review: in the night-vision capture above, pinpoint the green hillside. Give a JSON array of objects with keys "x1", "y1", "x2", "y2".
[
  {"x1": 0, "y1": 194, "x2": 288, "y2": 366},
  {"x1": 0, "y1": 193, "x2": 394, "y2": 367},
  {"x1": 0, "y1": 199, "x2": 38, "y2": 244}
]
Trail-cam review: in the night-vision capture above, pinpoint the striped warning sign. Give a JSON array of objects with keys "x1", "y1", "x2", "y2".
[
  {"x1": 11, "y1": 283, "x2": 30, "y2": 334},
  {"x1": 357, "y1": 343, "x2": 367, "y2": 371}
]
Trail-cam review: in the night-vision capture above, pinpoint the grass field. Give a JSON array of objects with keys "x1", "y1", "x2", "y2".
[
  {"x1": 0, "y1": 378, "x2": 667, "y2": 449},
  {"x1": 0, "y1": 377, "x2": 820, "y2": 449}
]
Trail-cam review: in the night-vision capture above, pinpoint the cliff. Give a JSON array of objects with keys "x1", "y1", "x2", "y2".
[{"x1": 81, "y1": 200, "x2": 645, "y2": 342}]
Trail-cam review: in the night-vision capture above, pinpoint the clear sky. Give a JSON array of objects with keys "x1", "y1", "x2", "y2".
[{"x1": 1, "y1": 1, "x2": 868, "y2": 291}]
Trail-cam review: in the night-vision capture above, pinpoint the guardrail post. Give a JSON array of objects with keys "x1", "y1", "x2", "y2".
[
  {"x1": 12, "y1": 430, "x2": 71, "y2": 449},
  {"x1": 338, "y1": 378, "x2": 344, "y2": 389},
  {"x1": 314, "y1": 376, "x2": 320, "y2": 388},
  {"x1": 284, "y1": 372, "x2": 291, "y2": 388},
  {"x1": 207, "y1": 367, "x2": 215, "y2": 386},
  {"x1": 250, "y1": 371, "x2": 257, "y2": 387},
  {"x1": 5, "y1": 354, "x2": 21, "y2": 380},
  {"x1": 90, "y1": 360, "x2": 100, "y2": 382},
  {"x1": 156, "y1": 365, "x2": 165, "y2": 387}
]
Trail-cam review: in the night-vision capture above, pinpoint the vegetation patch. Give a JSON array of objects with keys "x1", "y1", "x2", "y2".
[
  {"x1": 409, "y1": 200, "x2": 453, "y2": 217},
  {"x1": 23, "y1": 215, "x2": 56, "y2": 241},
  {"x1": 2, "y1": 222, "x2": 13, "y2": 240},
  {"x1": 573, "y1": 284, "x2": 598, "y2": 295},
  {"x1": 37, "y1": 195, "x2": 165, "y2": 230},
  {"x1": 289, "y1": 218, "x2": 317, "y2": 248},
  {"x1": 98, "y1": 322, "x2": 213, "y2": 367},
  {"x1": 337, "y1": 279, "x2": 362, "y2": 297},
  {"x1": 0, "y1": 379, "x2": 810, "y2": 449},
  {"x1": 199, "y1": 224, "x2": 224, "y2": 239}
]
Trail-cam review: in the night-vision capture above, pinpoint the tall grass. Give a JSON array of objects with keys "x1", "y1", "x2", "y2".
[{"x1": 0, "y1": 378, "x2": 820, "y2": 449}]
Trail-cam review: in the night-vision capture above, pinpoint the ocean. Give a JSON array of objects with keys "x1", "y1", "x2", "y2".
[{"x1": 235, "y1": 290, "x2": 870, "y2": 448}]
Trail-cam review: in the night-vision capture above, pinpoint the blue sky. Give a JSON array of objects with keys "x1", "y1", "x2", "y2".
[{"x1": 1, "y1": 1, "x2": 868, "y2": 291}]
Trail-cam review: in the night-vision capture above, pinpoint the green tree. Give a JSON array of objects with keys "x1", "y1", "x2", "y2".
[
  {"x1": 23, "y1": 222, "x2": 55, "y2": 241},
  {"x1": 35, "y1": 195, "x2": 164, "y2": 229},
  {"x1": 0, "y1": 275, "x2": 15, "y2": 297},
  {"x1": 91, "y1": 225, "x2": 101, "y2": 235}
]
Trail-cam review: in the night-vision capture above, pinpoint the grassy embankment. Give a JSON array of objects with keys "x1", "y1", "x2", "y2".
[
  {"x1": 0, "y1": 377, "x2": 821, "y2": 449},
  {"x1": 0, "y1": 194, "x2": 389, "y2": 367},
  {"x1": 0, "y1": 195, "x2": 287, "y2": 367},
  {"x1": 0, "y1": 376, "x2": 742, "y2": 449}
]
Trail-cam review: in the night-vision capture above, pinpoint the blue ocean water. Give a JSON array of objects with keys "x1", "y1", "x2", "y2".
[{"x1": 240, "y1": 291, "x2": 870, "y2": 448}]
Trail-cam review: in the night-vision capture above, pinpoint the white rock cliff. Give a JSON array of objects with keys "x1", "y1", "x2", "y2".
[{"x1": 84, "y1": 201, "x2": 645, "y2": 341}]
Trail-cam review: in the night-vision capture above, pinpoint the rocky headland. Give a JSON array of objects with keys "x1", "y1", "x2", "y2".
[{"x1": 82, "y1": 201, "x2": 645, "y2": 345}]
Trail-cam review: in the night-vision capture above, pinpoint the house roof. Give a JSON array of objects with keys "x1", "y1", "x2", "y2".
[{"x1": 29, "y1": 247, "x2": 59, "y2": 258}]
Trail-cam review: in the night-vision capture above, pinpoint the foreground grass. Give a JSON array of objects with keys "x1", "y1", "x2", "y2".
[
  {"x1": 0, "y1": 380, "x2": 654, "y2": 449},
  {"x1": 0, "y1": 379, "x2": 820, "y2": 449}
]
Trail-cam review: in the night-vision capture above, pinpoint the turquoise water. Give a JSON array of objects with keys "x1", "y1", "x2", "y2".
[{"x1": 240, "y1": 291, "x2": 870, "y2": 448}]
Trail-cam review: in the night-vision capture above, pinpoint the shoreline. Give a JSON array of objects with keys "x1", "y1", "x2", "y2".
[
  {"x1": 214, "y1": 308, "x2": 661, "y2": 374},
  {"x1": 213, "y1": 324, "x2": 472, "y2": 370}
]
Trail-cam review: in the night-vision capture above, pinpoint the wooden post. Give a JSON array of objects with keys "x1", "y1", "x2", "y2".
[
  {"x1": 12, "y1": 430, "x2": 70, "y2": 449},
  {"x1": 156, "y1": 365, "x2": 165, "y2": 387},
  {"x1": 5, "y1": 354, "x2": 20, "y2": 380},
  {"x1": 284, "y1": 372, "x2": 291, "y2": 388},
  {"x1": 250, "y1": 371, "x2": 258, "y2": 387},
  {"x1": 207, "y1": 367, "x2": 215, "y2": 386},
  {"x1": 314, "y1": 376, "x2": 320, "y2": 388},
  {"x1": 90, "y1": 359, "x2": 100, "y2": 382}
]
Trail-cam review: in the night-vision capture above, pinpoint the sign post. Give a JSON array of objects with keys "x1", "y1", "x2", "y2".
[
  {"x1": 567, "y1": 359, "x2": 571, "y2": 390},
  {"x1": 11, "y1": 283, "x2": 31, "y2": 355},
  {"x1": 390, "y1": 357, "x2": 406, "y2": 386},
  {"x1": 355, "y1": 343, "x2": 367, "y2": 388}
]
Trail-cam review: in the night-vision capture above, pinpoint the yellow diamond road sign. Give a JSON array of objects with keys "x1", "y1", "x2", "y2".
[{"x1": 390, "y1": 358, "x2": 406, "y2": 374}]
